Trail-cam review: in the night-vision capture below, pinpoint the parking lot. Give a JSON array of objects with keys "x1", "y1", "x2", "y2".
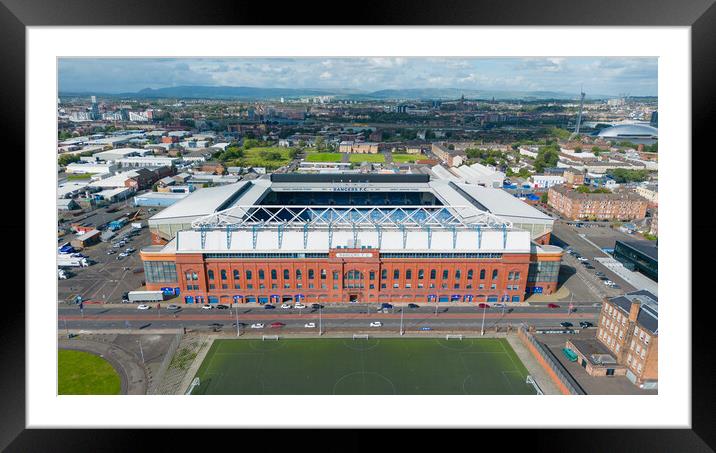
[{"x1": 58, "y1": 207, "x2": 159, "y2": 304}]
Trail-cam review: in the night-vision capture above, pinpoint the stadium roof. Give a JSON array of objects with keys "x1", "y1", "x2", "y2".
[
  {"x1": 617, "y1": 239, "x2": 658, "y2": 261},
  {"x1": 150, "y1": 181, "x2": 252, "y2": 223}
]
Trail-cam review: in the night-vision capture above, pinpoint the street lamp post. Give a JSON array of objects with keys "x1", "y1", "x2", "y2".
[
  {"x1": 399, "y1": 307, "x2": 404, "y2": 336},
  {"x1": 137, "y1": 339, "x2": 145, "y2": 365},
  {"x1": 319, "y1": 305, "x2": 323, "y2": 336},
  {"x1": 435, "y1": 301, "x2": 439, "y2": 317},
  {"x1": 236, "y1": 308, "x2": 240, "y2": 337},
  {"x1": 480, "y1": 303, "x2": 487, "y2": 336}
]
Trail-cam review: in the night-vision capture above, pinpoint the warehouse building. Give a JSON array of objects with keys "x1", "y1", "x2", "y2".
[{"x1": 140, "y1": 173, "x2": 561, "y2": 305}]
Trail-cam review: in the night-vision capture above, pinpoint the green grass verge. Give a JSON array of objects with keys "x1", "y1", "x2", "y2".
[
  {"x1": 305, "y1": 152, "x2": 343, "y2": 163},
  {"x1": 58, "y1": 349, "x2": 121, "y2": 395},
  {"x1": 229, "y1": 147, "x2": 296, "y2": 170},
  {"x1": 348, "y1": 153, "x2": 385, "y2": 163},
  {"x1": 66, "y1": 173, "x2": 95, "y2": 180},
  {"x1": 391, "y1": 153, "x2": 421, "y2": 163},
  {"x1": 191, "y1": 338, "x2": 534, "y2": 395}
]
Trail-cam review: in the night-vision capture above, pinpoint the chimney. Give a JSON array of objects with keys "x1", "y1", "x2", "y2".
[{"x1": 629, "y1": 299, "x2": 641, "y2": 322}]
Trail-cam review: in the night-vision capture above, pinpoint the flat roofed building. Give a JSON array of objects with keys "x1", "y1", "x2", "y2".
[
  {"x1": 141, "y1": 174, "x2": 561, "y2": 305},
  {"x1": 613, "y1": 240, "x2": 658, "y2": 282}
]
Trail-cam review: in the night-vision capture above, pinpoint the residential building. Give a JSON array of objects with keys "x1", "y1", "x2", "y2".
[{"x1": 547, "y1": 185, "x2": 648, "y2": 221}]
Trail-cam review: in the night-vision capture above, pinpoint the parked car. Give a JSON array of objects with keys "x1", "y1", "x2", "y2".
[
  {"x1": 547, "y1": 303, "x2": 560, "y2": 308},
  {"x1": 201, "y1": 304, "x2": 213, "y2": 310},
  {"x1": 560, "y1": 322, "x2": 574, "y2": 328},
  {"x1": 311, "y1": 303, "x2": 323, "y2": 309},
  {"x1": 381, "y1": 303, "x2": 393, "y2": 309},
  {"x1": 294, "y1": 303, "x2": 306, "y2": 309},
  {"x1": 137, "y1": 304, "x2": 151, "y2": 310},
  {"x1": 250, "y1": 323, "x2": 264, "y2": 329},
  {"x1": 492, "y1": 303, "x2": 506, "y2": 308},
  {"x1": 598, "y1": 276, "x2": 610, "y2": 281},
  {"x1": 478, "y1": 303, "x2": 490, "y2": 309},
  {"x1": 595, "y1": 272, "x2": 606, "y2": 277},
  {"x1": 118, "y1": 252, "x2": 129, "y2": 258},
  {"x1": 419, "y1": 326, "x2": 432, "y2": 331},
  {"x1": 281, "y1": 303, "x2": 293, "y2": 309},
  {"x1": 579, "y1": 321, "x2": 594, "y2": 328},
  {"x1": 577, "y1": 257, "x2": 588, "y2": 262},
  {"x1": 610, "y1": 284, "x2": 621, "y2": 289},
  {"x1": 370, "y1": 321, "x2": 383, "y2": 327},
  {"x1": 264, "y1": 304, "x2": 276, "y2": 310},
  {"x1": 125, "y1": 247, "x2": 135, "y2": 253},
  {"x1": 304, "y1": 322, "x2": 316, "y2": 328},
  {"x1": 270, "y1": 322, "x2": 286, "y2": 328},
  {"x1": 407, "y1": 303, "x2": 419, "y2": 308},
  {"x1": 167, "y1": 304, "x2": 180, "y2": 310},
  {"x1": 585, "y1": 265, "x2": 595, "y2": 270},
  {"x1": 106, "y1": 250, "x2": 116, "y2": 255},
  {"x1": 216, "y1": 304, "x2": 229, "y2": 310}
]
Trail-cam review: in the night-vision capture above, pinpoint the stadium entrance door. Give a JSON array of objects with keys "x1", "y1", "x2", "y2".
[{"x1": 349, "y1": 294, "x2": 359, "y2": 303}]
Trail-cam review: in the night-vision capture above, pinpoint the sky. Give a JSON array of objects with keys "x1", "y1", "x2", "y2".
[{"x1": 58, "y1": 57, "x2": 658, "y2": 96}]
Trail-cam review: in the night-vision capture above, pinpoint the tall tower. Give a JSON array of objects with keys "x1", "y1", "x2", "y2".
[{"x1": 570, "y1": 87, "x2": 585, "y2": 141}]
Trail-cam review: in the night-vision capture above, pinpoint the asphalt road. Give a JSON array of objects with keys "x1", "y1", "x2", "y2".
[{"x1": 58, "y1": 303, "x2": 600, "y2": 333}]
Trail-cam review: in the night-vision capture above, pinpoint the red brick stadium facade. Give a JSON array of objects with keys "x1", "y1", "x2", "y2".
[{"x1": 141, "y1": 246, "x2": 561, "y2": 305}]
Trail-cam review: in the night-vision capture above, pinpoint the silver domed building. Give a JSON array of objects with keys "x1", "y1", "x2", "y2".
[{"x1": 597, "y1": 124, "x2": 658, "y2": 144}]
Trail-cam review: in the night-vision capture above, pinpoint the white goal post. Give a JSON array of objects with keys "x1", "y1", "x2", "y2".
[
  {"x1": 262, "y1": 335, "x2": 279, "y2": 341},
  {"x1": 445, "y1": 334, "x2": 464, "y2": 340},
  {"x1": 352, "y1": 334, "x2": 369, "y2": 340},
  {"x1": 526, "y1": 375, "x2": 544, "y2": 395},
  {"x1": 185, "y1": 377, "x2": 200, "y2": 395}
]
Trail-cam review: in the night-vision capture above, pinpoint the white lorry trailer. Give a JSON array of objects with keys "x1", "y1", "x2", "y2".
[
  {"x1": 127, "y1": 290, "x2": 164, "y2": 303},
  {"x1": 57, "y1": 254, "x2": 89, "y2": 267}
]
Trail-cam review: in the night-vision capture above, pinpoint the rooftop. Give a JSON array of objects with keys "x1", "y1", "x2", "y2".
[
  {"x1": 616, "y1": 239, "x2": 658, "y2": 261},
  {"x1": 609, "y1": 290, "x2": 658, "y2": 334}
]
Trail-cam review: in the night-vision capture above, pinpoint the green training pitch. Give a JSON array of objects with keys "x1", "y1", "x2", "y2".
[
  {"x1": 349, "y1": 153, "x2": 385, "y2": 163},
  {"x1": 191, "y1": 338, "x2": 535, "y2": 395},
  {"x1": 58, "y1": 349, "x2": 121, "y2": 395},
  {"x1": 305, "y1": 152, "x2": 343, "y2": 162}
]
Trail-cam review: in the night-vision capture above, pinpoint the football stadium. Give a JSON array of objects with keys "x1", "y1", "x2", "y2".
[{"x1": 141, "y1": 173, "x2": 563, "y2": 305}]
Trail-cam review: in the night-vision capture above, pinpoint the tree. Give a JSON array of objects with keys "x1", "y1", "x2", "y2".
[
  {"x1": 314, "y1": 136, "x2": 325, "y2": 150},
  {"x1": 58, "y1": 154, "x2": 80, "y2": 166},
  {"x1": 607, "y1": 168, "x2": 650, "y2": 183},
  {"x1": 540, "y1": 192, "x2": 548, "y2": 203},
  {"x1": 574, "y1": 146, "x2": 582, "y2": 153}
]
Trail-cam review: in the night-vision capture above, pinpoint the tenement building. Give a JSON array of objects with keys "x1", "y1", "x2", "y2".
[{"x1": 547, "y1": 184, "x2": 648, "y2": 221}]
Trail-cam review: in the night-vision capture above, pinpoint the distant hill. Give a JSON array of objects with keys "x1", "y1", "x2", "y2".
[{"x1": 60, "y1": 85, "x2": 618, "y2": 101}]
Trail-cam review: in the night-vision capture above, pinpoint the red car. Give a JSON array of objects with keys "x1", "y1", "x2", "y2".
[
  {"x1": 478, "y1": 303, "x2": 490, "y2": 309},
  {"x1": 547, "y1": 303, "x2": 560, "y2": 308},
  {"x1": 270, "y1": 322, "x2": 286, "y2": 328}
]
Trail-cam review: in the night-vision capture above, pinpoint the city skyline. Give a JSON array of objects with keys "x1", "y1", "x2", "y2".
[{"x1": 59, "y1": 57, "x2": 658, "y2": 97}]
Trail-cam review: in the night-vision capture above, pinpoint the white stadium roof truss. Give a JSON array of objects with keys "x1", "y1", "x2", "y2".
[{"x1": 190, "y1": 205, "x2": 513, "y2": 251}]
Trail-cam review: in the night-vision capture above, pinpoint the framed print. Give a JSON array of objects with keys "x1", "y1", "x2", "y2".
[{"x1": 3, "y1": 0, "x2": 715, "y2": 450}]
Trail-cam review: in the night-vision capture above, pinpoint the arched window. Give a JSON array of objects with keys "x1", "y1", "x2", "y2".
[
  {"x1": 320, "y1": 269, "x2": 327, "y2": 280},
  {"x1": 418, "y1": 269, "x2": 424, "y2": 280},
  {"x1": 430, "y1": 269, "x2": 436, "y2": 279},
  {"x1": 233, "y1": 270, "x2": 240, "y2": 280},
  {"x1": 344, "y1": 270, "x2": 365, "y2": 288},
  {"x1": 480, "y1": 269, "x2": 486, "y2": 280},
  {"x1": 220, "y1": 270, "x2": 227, "y2": 280},
  {"x1": 271, "y1": 269, "x2": 277, "y2": 280},
  {"x1": 258, "y1": 269, "x2": 265, "y2": 280},
  {"x1": 245, "y1": 270, "x2": 252, "y2": 280},
  {"x1": 455, "y1": 269, "x2": 461, "y2": 280},
  {"x1": 442, "y1": 269, "x2": 449, "y2": 280},
  {"x1": 393, "y1": 269, "x2": 400, "y2": 280},
  {"x1": 467, "y1": 269, "x2": 473, "y2": 280},
  {"x1": 492, "y1": 269, "x2": 499, "y2": 280},
  {"x1": 308, "y1": 269, "x2": 315, "y2": 280},
  {"x1": 296, "y1": 269, "x2": 302, "y2": 280},
  {"x1": 284, "y1": 269, "x2": 290, "y2": 280},
  {"x1": 207, "y1": 270, "x2": 215, "y2": 280},
  {"x1": 405, "y1": 269, "x2": 412, "y2": 280},
  {"x1": 381, "y1": 269, "x2": 387, "y2": 280}
]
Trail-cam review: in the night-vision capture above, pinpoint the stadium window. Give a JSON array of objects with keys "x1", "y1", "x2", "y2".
[
  {"x1": 479, "y1": 284, "x2": 484, "y2": 289},
  {"x1": 418, "y1": 269, "x2": 424, "y2": 280},
  {"x1": 247, "y1": 284, "x2": 253, "y2": 289},
  {"x1": 284, "y1": 283, "x2": 290, "y2": 289},
  {"x1": 370, "y1": 284, "x2": 375, "y2": 289},
  {"x1": 515, "y1": 272, "x2": 521, "y2": 281},
  {"x1": 309, "y1": 283, "x2": 315, "y2": 289},
  {"x1": 259, "y1": 284, "x2": 265, "y2": 289},
  {"x1": 441, "y1": 283, "x2": 448, "y2": 289},
  {"x1": 490, "y1": 284, "x2": 496, "y2": 290},
  {"x1": 221, "y1": 270, "x2": 227, "y2": 280},
  {"x1": 272, "y1": 284, "x2": 277, "y2": 289},
  {"x1": 467, "y1": 269, "x2": 473, "y2": 280},
  {"x1": 369, "y1": 271, "x2": 375, "y2": 280},
  {"x1": 308, "y1": 269, "x2": 315, "y2": 280},
  {"x1": 233, "y1": 270, "x2": 240, "y2": 280},
  {"x1": 381, "y1": 284, "x2": 387, "y2": 289},
  {"x1": 234, "y1": 284, "x2": 241, "y2": 290},
  {"x1": 209, "y1": 284, "x2": 215, "y2": 289},
  {"x1": 185, "y1": 272, "x2": 191, "y2": 281},
  {"x1": 466, "y1": 284, "x2": 472, "y2": 289},
  {"x1": 284, "y1": 269, "x2": 290, "y2": 280},
  {"x1": 393, "y1": 283, "x2": 399, "y2": 288},
  {"x1": 321, "y1": 269, "x2": 327, "y2": 280},
  {"x1": 393, "y1": 269, "x2": 400, "y2": 280},
  {"x1": 406, "y1": 269, "x2": 412, "y2": 280},
  {"x1": 296, "y1": 269, "x2": 302, "y2": 280},
  {"x1": 269, "y1": 269, "x2": 276, "y2": 280},
  {"x1": 207, "y1": 270, "x2": 215, "y2": 280},
  {"x1": 430, "y1": 269, "x2": 436, "y2": 279},
  {"x1": 322, "y1": 283, "x2": 327, "y2": 289},
  {"x1": 492, "y1": 270, "x2": 498, "y2": 280},
  {"x1": 222, "y1": 284, "x2": 228, "y2": 289},
  {"x1": 508, "y1": 272, "x2": 514, "y2": 281},
  {"x1": 442, "y1": 269, "x2": 448, "y2": 280},
  {"x1": 429, "y1": 283, "x2": 435, "y2": 288},
  {"x1": 192, "y1": 272, "x2": 198, "y2": 280},
  {"x1": 480, "y1": 270, "x2": 486, "y2": 280},
  {"x1": 333, "y1": 271, "x2": 339, "y2": 280},
  {"x1": 455, "y1": 269, "x2": 461, "y2": 280},
  {"x1": 454, "y1": 284, "x2": 460, "y2": 289},
  {"x1": 258, "y1": 269, "x2": 265, "y2": 280},
  {"x1": 245, "y1": 270, "x2": 252, "y2": 280}
]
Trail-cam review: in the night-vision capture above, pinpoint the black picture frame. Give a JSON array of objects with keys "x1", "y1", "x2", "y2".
[{"x1": 2, "y1": 0, "x2": 713, "y2": 450}]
